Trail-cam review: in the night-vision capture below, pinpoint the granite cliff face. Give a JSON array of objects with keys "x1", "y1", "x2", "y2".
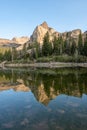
[
  {"x1": 62, "y1": 29, "x2": 82, "y2": 45},
  {"x1": 0, "y1": 22, "x2": 86, "y2": 49},
  {"x1": 30, "y1": 21, "x2": 60, "y2": 45},
  {"x1": 0, "y1": 38, "x2": 14, "y2": 46},
  {"x1": 12, "y1": 36, "x2": 29, "y2": 50},
  {"x1": 30, "y1": 21, "x2": 86, "y2": 46},
  {"x1": 12, "y1": 36, "x2": 29, "y2": 44},
  {"x1": 0, "y1": 37, "x2": 29, "y2": 50},
  {"x1": 0, "y1": 79, "x2": 30, "y2": 92}
]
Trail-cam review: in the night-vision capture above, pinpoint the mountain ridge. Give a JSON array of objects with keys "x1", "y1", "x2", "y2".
[{"x1": 0, "y1": 21, "x2": 87, "y2": 48}]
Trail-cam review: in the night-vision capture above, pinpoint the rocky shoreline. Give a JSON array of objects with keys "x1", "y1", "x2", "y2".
[{"x1": 5, "y1": 62, "x2": 87, "y2": 68}]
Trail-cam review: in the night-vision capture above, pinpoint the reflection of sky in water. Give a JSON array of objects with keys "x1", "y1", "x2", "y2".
[{"x1": 0, "y1": 90, "x2": 87, "y2": 130}]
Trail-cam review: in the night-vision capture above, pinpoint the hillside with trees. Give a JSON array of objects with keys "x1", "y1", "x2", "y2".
[{"x1": 0, "y1": 22, "x2": 87, "y2": 63}]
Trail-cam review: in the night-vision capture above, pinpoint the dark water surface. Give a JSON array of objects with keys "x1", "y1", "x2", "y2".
[{"x1": 0, "y1": 68, "x2": 87, "y2": 130}]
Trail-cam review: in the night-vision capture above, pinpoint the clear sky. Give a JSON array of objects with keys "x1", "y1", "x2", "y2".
[{"x1": 0, "y1": 0, "x2": 87, "y2": 39}]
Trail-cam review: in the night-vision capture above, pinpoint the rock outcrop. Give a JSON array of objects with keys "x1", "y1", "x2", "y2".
[
  {"x1": 62, "y1": 29, "x2": 82, "y2": 45},
  {"x1": 30, "y1": 21, "x2": 60, "y2": 45},
  {"x1": 12, "y1": 36, "x2": 29, "y2": 50},
  {"x1": 0, "y1": 36, "x2": 29, "y2": 50},
  {"x1": 0, "y1": 79, "x2": 30, "y2": 92},
  {"x1": 30, "y1": 21, "x2": 86, "y2": 46},
  {"x1": 0, "y1": 22, "x2": 86, "y2": 50},
  {"x1": 12, "y1": 36, "x2": 29, "y2": 44},
  {"x1": 0, "y1": 38, "x2": 14, "y2": 46}
]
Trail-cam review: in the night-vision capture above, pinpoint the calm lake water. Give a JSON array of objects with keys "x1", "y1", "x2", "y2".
[{"x1": 0, "y1": 68, "x2": 87, "y2": 130}]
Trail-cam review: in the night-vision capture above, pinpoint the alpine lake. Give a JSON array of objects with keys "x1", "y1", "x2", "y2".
[{"x1": 0, "y1": 67, "x2": 87, "y2": 130}]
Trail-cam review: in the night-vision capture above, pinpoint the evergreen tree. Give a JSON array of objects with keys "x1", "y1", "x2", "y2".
[
  {"x1": 64, "y1": 40, "x2": 67, "y2": 54},
  {"x1": 13, "y1": 48, "x2": 17, "y2": 60},
  {"x1": 53, "y1": 36, "x2": 64, "y2": 55},
  {"x1": 59, "y1": 36, "x2": 64, "y2": 55},
  {"x1": 53, "y1": 36, "x2": 60, "y2": 55},
  {"x1": 38, "y1": 44, "x2": 42, "y2": 57},
  {"x1": 32, "y1": 42, "x2": 40, "y2": 59},
  {"x1": 48, "y1": 41, "x2": 53, "y2": 55},
  {"x1": 35, "y1": 42, "x2": 39, "y2": 59},
  {"x1": 71, "y1": 41, "x2": 76, "y2": 55},
  {"x1": 78, "y1": 31, "x2": 83, "y2": 55},
  {"x1": 64, "y1": 40, "x2": 71, "y2": 55},
  {"x1": 0, "y1": 53, "x2": 3, "y2": 61},
  {"x1": 23, "y1": 43, "x2": 27, "y2": 59},
  {"x1": 42, "y1": 32, "x2": 52, "y2": 56},
  {"x1": 83, "y1": 34, "x2": 87, "y2": 56},
  {"x1": 4, "y1": 49, "x2": 12, "y2": 61}
]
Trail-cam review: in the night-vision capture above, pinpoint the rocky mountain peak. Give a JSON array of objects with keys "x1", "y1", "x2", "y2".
[
  {"x1": 41, "y1": 21, "x2": 48, "y2": 29},
  {"x1": 30, "y1": 21, "x2": 60, "y2": 44}
]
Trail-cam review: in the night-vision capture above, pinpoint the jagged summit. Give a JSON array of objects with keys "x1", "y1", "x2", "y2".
[
  {"x1": 30, "y1": 21, "x2": 59, "y2": 44},
  {"x1": 41, "y1": 21, "x2": 48, "y2": 29},
  {"x1": 0, "y1": 22, "x2": 86, "y2": 49}
]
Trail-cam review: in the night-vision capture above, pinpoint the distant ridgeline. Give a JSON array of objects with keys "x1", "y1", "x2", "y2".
[{"x1": 0, "y1": 21, "x2": 87, "y2": 62}]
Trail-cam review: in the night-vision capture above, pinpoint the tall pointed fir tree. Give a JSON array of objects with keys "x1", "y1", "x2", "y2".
[
  {"x1": 71, "y1": 41, "x2": 76, "y2": 55},
  {"x1": 83, "y1": 34, "x2": 87, "y2": 56},
  {"x1": 59, "y1": 36, "x2": 64, "y2": 55},
  {"x1": 53, "y1": 36, "x2": 59, "y2": 55},
  {"x1": 78, "y1": 31, "x2": 83, "y2": 55},
  {"x1": 42, "y1": 32, "x2": 52, "y2": 56}
]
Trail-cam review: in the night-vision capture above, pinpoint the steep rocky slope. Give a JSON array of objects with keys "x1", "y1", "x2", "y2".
[
  {"x1": 0, "y1": 22, "x2": 86, "y2": 50},
  {"x1": 30, "y1": 21, "x2": 85, "y2": 46},
  {"x1": 30, "y1": 21, "x2": 60, "y2": 45}
]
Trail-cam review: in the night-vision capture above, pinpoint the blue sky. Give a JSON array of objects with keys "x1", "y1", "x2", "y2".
[{"x1": 0, "y1": 0, "x2": 87, "y2": 39}]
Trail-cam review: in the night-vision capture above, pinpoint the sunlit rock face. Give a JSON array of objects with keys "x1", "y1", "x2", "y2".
[
  {"x1": 62, "y1": 29, "x2": 82, "y2": 45},
  {"x1": 0, "y1": 84, "x2": 30, "y2": 92},
  {"x1": 83, "y1": 31, "x2": 87, "y2": 42},
  {"x1": 0, "y1": 38, "x2": 13, "y2": 45},
  {"x1": 29, "y1": 82, "x2": 60, "y2": 106},
  {"x1": 0, "y1": 22, "x2": 86, "y2": 50},
  {"x1": 12, "y1": 37, "x2": 29, "y2": 44},
  {"x1": 13, "y1": 84, "x2": 30, "y2": 92},
  {"x1": 12, "y1": 36, "x2": 30, "y2": 50},
  {"x1": 0, "y1": 79, "x2": 30, "y2": 92},
  {"x1": 41, "y1": 21, "x2": 49, "y2": 29},
  {"x1": 29, "y1": 21, "x2": 84, "y2": 46},
  {"x1": 0, "y1": 68, "x2": 87, "y2": 106},
  {"x1": 30, "y1": 21, "x2": 60, "y2": 45},
  {"x1": 0, "y1": 37, "x2": 29, "y2": 51},
  {"x1": 35, "y1": 83, "x2": 49, "y2": 105}
]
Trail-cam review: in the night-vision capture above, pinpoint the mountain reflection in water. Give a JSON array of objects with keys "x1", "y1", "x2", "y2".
[
  {"x1": 0, "y1": 68, "x2": 87, "y2": 105},
  {"x1": 0, "y1": 68, "x2": 87, "y2": 130}
]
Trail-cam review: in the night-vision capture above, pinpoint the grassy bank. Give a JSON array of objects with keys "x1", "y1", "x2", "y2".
[
  {"x1": 2, "y1": 55, "x2": 87, "y2": 68},
  {"x1": 36, "y1": 55, "x2": 87, "y2": 63}
]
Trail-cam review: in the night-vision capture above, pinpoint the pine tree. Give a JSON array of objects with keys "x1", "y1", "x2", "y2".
[
  {"x1": 0, "y1": 53, "x2": 3, "y2": 61},
  {"x1": 64, "y1": 40, "x2": 71, "y2": 55},
  {"x1": 33, "y1": 42, "x2": 40, "y2": 59},
  {"x1": 78, "y1": 31, "x2": 83, "y2": 55},
  {"x1": 83, "y1": 34, "x2": 87, "y2": 56},
  {"x1": 53, "y1": 36, "x2": 59, "y2": 55},
  {"x1": 13, "y1": 48, "x2": 17, "y2": 60},
  {"x1": 42, "y1": 32, "x2": 52, "y2": 56},
  {"x1": 4, "y1": 49, "x2": 12, "y2": 61},
  {"x1": 71, "y1": 41, "x2": 76, "y2": 55},
  {"x1": 59, "y1": 36, "x2": 64, "y2": 55},
  {"x1": 23, "y1": 43, "x2": 27, "y2": 59}
]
